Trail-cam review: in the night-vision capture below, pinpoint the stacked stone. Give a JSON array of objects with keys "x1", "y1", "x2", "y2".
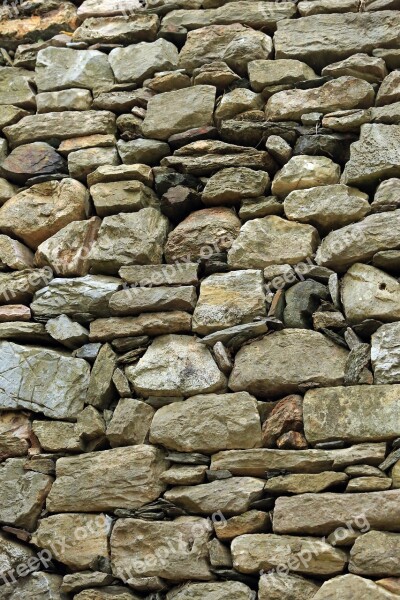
[{"x1": 1, "y1": 0, "x2": 400, "y2": 598}]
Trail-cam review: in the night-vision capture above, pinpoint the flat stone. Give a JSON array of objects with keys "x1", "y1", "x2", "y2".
[
  {"x1": 214, "y1": 510, "x2": 270, "y2": 541},
  {"x1": 0, "y1": 105, "x2": 30, "y2": 130},
  {"x1": 78, "y1": 0, "x2": 144, "y2": 18},
  {"x1": 249, "y1": 59, "x2": 316, "y2": 92},
  {"x1": 272, "y1": 156, "x2": 341, "y2": 198},
  {"x1": 0, "y1": 322, "x2": 52, "y2": 344},
  {"x1": 258, "y1": 572, "x2": 320, "y2": 600},
  {"x1": 36, "y1": 89, "x2": 93, "y2": 113},
  {"x1": 68, "y1": 147, "x2": 120, "y2": 182},
  {"x1": 32, "y1": 421, "x2": 82, "y2": 452},
  {"x1": 192, "y1": 270, "x2": 266, "y2": 334},
  {"x1": 88, "y1": 163, "x2": 153, "y2": 187},
  {"x1": 0, "y1": 305, "x2": 31, "y2": 322},
  {"x1": 109, "y1": 286, "x2": 197, "y2": 316},
  {"x1": 109, "y1": 39, "x2": 178, "y2": 85},
  {"x1": 273, "y1": 490, "x2": 400, "y2": 535},
  {"x1": 106, "y1": 398, "x2": 155, "y2": 447},
  {"x1": 161, "y1": 465, "x2": 207, "y2": 485},
  {"x1": 0, "y1": 531, "x2": 37, "y2": 578},
  {"x1": 0, "y1": 268, "x2": 50, "y2": 304},
  {"x1": 166, "y1": 581, "x2": 254, "y2": 599},
  {"x1": 312, "y1": 574, "x2": 400, "y2": 599},
  {"x1": 46, "y1": 445, "x2": 168, "y2": 512},
  {"x1": 61, "y1": 572, "x2": 116, "y2": 594},
  {"x1": 117, "y1": 139, "x2": 170, "y2": 166},
  {"x1": 0, "y1": 142, "x2": 66, "y2": 185},
  {"x1": 45, "y1": 315, "x2": 89, "y2": 349},
  {"x1": 90, "y1": 181, "x2": 158, "y2": 217},
  {"x1": 265, "y1": 471, "x2": 348, "y2": 494},
  {"x1": 150, "y1": 392, "x2": 261, "y2": 453},
  {"x1": 346, "y1": 476, "x2": 392, "y2": 492},
  {"x1": 119, "y1": 264, "x2": 199, "y2": 286},
  {"x1": 239, "y1": 195, "x2": 283, "y2": 220},
  {"x1": 229, "y1": 329, "x2": 348, "y2": 398},
  {"x1": 0, "y1": 178, "x2": 17, "y2": 206},
  {"x1": 73, "y1": 14, "x2": 159, "y2": 44},
  {"x1": 322, "y1": 53, "x2": 388, "y2": 83},
  {"x1": 372, "y1": 323, "x2": 400, "y2": 384},
  {"x1": 89, "y1": 312, "x2": 191, "y2": 342},
  {"x1": 202, "y1": 167, "x2": 269, "y2": 206},
  {"x1": 126, "y1": 334, "x2": 227, "y2": 397},
  {"x1": 214, "y1": 88, "x2": 264, "y2": 121}
]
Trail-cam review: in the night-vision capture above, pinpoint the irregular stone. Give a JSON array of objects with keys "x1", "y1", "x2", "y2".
[
  {"x1": 126, "y1": 334, "x2": 227, "y2": 397},
  {"x1": 86, "y1": 343, "x2": 117, "y2": 409},
  {"x1": 0, "y1": 142, "x2": 66, "y2": 185},
  {"x1": 377, "y1": 71, "x2": 400, "y2": 106},
  {"x1": 214, "y1": 510, "x2": 270, "y2": 541},
  {"x1": 312, "y1": 574, "x2": 400, "y2": 599},
  {"x1": 284, "y1": 280, "x2": 329, "y2": 329},
  {"x1": 88, "y1": 163, "x2": 153, "y2": 187},
  {"x1": 266, "y1": 77, "x2": 374, "y2": 121},
  {"x1": 230, "y1": 329, "x2": 348, "y2": 398},
  {"x1": 214, "y1": 88, "x2": 264, "y2": 121},
  {"x1": 45, "y1": 315, "x2": 89, "y2": 349},
  {"x1": 346, "y1": 476, "x2": 392, "y2": 492},
  {"x1": 0, "y1": 305, "x2": 30, "y2": 323},
  {"x1": 372, "y1": 178, "x2": 400, "y2": 213},
  {"x1": 76, "y1": 406, "x2": 106, "y2": 444},
  {"x1": 265, "y1": 472, "x2": 348, "y2": 494},
  {"x1": 192, "y1": 60, "x2": 240, "y2": 90},
  {"x1": 0, "y1": 571, "x2": 65, "y2": 598},
  {"x1": 0, "y1": 322, "x2": 52, "y2": 344},
  {"x1": 0, "y1": 105, "x2": 30, "y2": 130},
  {"x1": 208, "y1": 538, "x2": 232, "y2": 567},
  {"x1": 0, "y1": 235, "x2": 34, "y2": 270},
  {"x1": 36, "y1": 89, "x2": 93, "y2": 113},
  {"x1": 73, "y1": 14, "x2": 159, "y2": 45},
  {"x1": 0, "y1": 178, "x2": 17, "y2": 206},
  {"x1": 89, "y1": 312, "x2": 191, "y2": 342},
  {"x1": 61, "y1": 572, "x2": 116, "y2": 594},
  {"x1": 109, "y1": 286, "x2": 197, "y2": 316},
  {"x1": 68, "y1": 147, "x2": 120, "y2": 182},
  {"x1": 106, "y1": 398, "x2": 155, "y2": 447},
  {"x1": 239, "y1": 195, "x2": 283, "y2": 220},
  {"x1": 262, "y1": 394, "x2": 304, "y2": 447},
  {"x1": 232, "y1": 533, "x2": 347, "y2": 575},
  {"x1": 228, "y1": 215, "x2": 319, "y2": 269},
  {"x1": 90, "y1": 181, "x2": 158, "y2": 217},
  {"x1": 258, "y1": 572, "x2": 320, "y2": 600},
  {"x1": 32, "y1": 421, "x2": 81, "y2": 452},
  {"x1": 117, "y1": 139, "x2": 170, "y2": 167},
  {"x1": 376, "y1": 578, "x2": 400, "y2": 597},
  {"x1": 161, "y1": 465, "x2": 207, "y2": 485},
  {"x1": 0, "y1": 531, "x2": 37, "y2": 579},
  {"x1": 46, "y1": 445, "x2": 168, "y2": 512},
  {"x1": 371, "y1": 323, "x2": 400, "y2": 384},
  {"x1": 72, "y1": 588, "x2": 140, "y2": 600},
  {"x1": 164, "y1": 477, "x2": 264, "y2": 515},
  {"x1": 322, "y1": 53, "x2": 387, "y2": 83},
  {"x1": 78, "y1": 0, "x2": 144, "y2": 18},
  {"x1": 109, "y1": 39, "x2": 178, "y2": 85},
  {"x1": 150, "y1": 392, "x2": 261, "y2": 453},
  {"x1": 202, "y1": 167, "x2": 269, "y2": 206},
  {"x1": 119, "y1": 264, "x2": 198, "y2": 287},
  {"x1": 166, "y1": 581, "x2": 254, "y2": 599},
  {"x1": 248, "y1": 59, "x2": 316, "y2": 92}
]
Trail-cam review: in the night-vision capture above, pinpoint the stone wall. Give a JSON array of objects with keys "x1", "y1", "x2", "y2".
[{"x1": 1, "y1": 0, "x2": 400, "y2": 598}]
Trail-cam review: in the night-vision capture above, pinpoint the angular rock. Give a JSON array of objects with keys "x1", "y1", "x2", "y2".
[
  {"x1": 161, "y1": 465, "x2": 207, "y2": 485},
  {"x1": 239, "y1": 195, "x2": 284, "y2": 220},
  {"x1": 0, "y1": 531, "x2": 37, "y2": 578},
  {"x1": 45, "y1": 315, "x2": 89, "y2": 349},
  {"x1": 272, "y1": 156, "x2": 341, "y2": 198},
  {"x1": 346, "y1": 476, "x2": 392, "y2": 492},
  {"x1": 372, "y1": 178, "x2": 400, "y2": 213},
  {"x1": 214, "y1": 88, "x2": 263, "y2": 121},
  {"x1": 322, "y1": 53, "x2": 387, "y2": 84},
  {"x1": 61, "y1": 572, "x2": 116, "y2": 594},
  {"x1": 265, "y1": 471, "x2": 348, "y2": 494},
  {"x1": 78, "y1": 0, "x2": 144, "y2": 18},
  {"x1": 0, "y1": 178, "x2": 17, "y2": 206},
  {"x1": 90, "y1": 181, "x2": 158, "y2": 217},
  {"x1": 117, "y1": 139, "x2": 170, "y2": 167},
  {"x1": 371, "y1": 323, "x2": 400, "y2": 384},
  {"x1": 0, "y1": 268, "x2": 51, "y2": 304},
  {"x1": 86, "y1": 343, "x2": 117, "y2": 409},
  {"x1": 106, "y1": 398, "x2": 155, "y2": 447},
  {"x1": 109, "y1": 39, "x2": 178, "y2": 85},
  {"x1": 68, "y1": 147, "x2": 120, "y2": 182},
  {"x1": 73, "y1": 588, "x2": 140, "y2": 600},
  {"x1": 312, "y1": 574, "x2": 400, "y2": 599},
  {"x1": 119, "y1": 264, "x2": 199, "y2": 287},
  {"x1": 88, "y1": 163, "x2": 153, "y2": 187},
  {"x1": 202, "y1": 167, "x2": 269, "y2": 206},
  {"x1": 89, "y1": 312, "x2": 191, "y2": 342},
  {"x1": 0, "y1": 305, "x2": 31, "y2": 323},
  {"x1": 109, "y1": 286, "x2": 197, "y2": 316},
  {"x1": 258, "y1": 572, "x2": 320, "y2": 600},
  {"x1": 283, "y1": 280, "x2": 329, "y2": 329},
  {"x1": 262, "y1": 394, "x2": 304, "y2": 447},
  {"x1": 214, "y1": 509, "x2": 270, "y2": 541},
  {"x1": 0, "y1": 142, "x2": 66, "y2": 185},
  {"x1": 377, "y1": 71, "x2": 400, "y2": 106},
  {"x1": 73, "y1": 14, "x2": 159, "y2": 45},
  {"x1": 32, "y1": 421, "x2": 81, "y2": 452},
  {"x1": 36, "y1": 88, "x2": 93, "y2": 113},
  {"x1": 248, "y1": 58, "x2": 316, "y2": 92},
  {"x1": 166, "y1": 581, "x2": 254, "y2": 599}
]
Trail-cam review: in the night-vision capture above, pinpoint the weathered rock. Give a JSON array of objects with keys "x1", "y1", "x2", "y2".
[
  {"x1": 45, "y1": 315, "x2": 89, "y2": 349},
  {"x1": 166, "y1": 581, "x2": 254, "y2": 599},
  {"x1": 109, "y1": 286, "x2": 197, "y2": 316},
  {"x1": 90, "y1": 181, "x2": 158, "y2": 217},
  {"x1": 346, "y1": 476, "x2": 392, "y2": 492},
  {"x1": 0, "y1": 178, "x2": 17, "y2": 206},
  {"x1": 86, "y1": 343, "x2": 117, "y2": 409},
  {"x1": 322, "y1": 53, "x2": 387, "y2": 83},
  {"x1": 47, "y1": 445, "x2": 168, "y2": 512},
  {"x1": 202, "y1": 167, "x2": 269, "y2": 206},
  {"x1": 262, "y1": 395, "x2": 304, "y2": 447},
  {"x1": 161, "y1": 465, "x2": 207, "y2": 485},
  {"x1": 89, "y1": 312, "x2": 191, "y2": 342},
  {"x1": 0, "y1": 411, "x2": 31, "y2": 461},
  {"x1": 0, "y1": 531, "x2": 38, "y2": 580},
  {"x1": 0, "y1": 572, "x2": 65, "y2": 598},
  {"x1": 0, "y1": 305, "x2": 31, "y2": 323},
  {"x1": 258, "y1": 572, "x2": 320, "y2": 600},
  {"x1": 377, "y1": 71, "x2": 400, "y2": 107},
  {"x1": 76, "y1": 405, "x2": 106, "y2": 444},
  {"x1": 0, "y1": 268, "x2": 51, "y2": 304},
  {"x1": 32, "y1": 421, "x2": 81, "y2": 452},
  {"x1": 117, "y1": 139, "x2": 170, "y2": 167},
  {"x1": 36, "y1": 89, "x2": 93, "y2": 113},
  {"x1": 214, "y1": 510, "x2": 270, "y2": 541},
  {"x1": 0, "y1": 322, "x2": 52, "y2": 344},
  {"x1": 239, "y1": 195, "x2": 283, "y2": 220},
  {"x1": 73, "y1": 13, "x2": 159, "y2": 45},
  {"x1": 126, "y1": 334, "x2": 227, "y2": 397},
  {"x1": 119, "y1": 264, "x2": 199, "y2": 287},
  {"x1": 272, "y1": 156, "x2": 341, "y2": 198},
  {"x1": 78, "y1": 0, "x2": 144, "y2": 18},
  {"x1": 88, "y1": 164, "x2": 153, "y2": 187},
  {"x1": 72, "y1": 587, "x2": 140, "y2": 600},
  {"x1": 106, "y1": 399, "x2": 155, "y2": 447},
  {"x1": 0, "y1": 142, "x2": 66, "y2": 185},
  {"x1": 372, "y1": 178, "x2": 400, "y2": 213},
  {"x1": 249, "y1": 59, "x2": 316, "y2": 92},
  {"x1": 109, "y1": 39, "x2": 178, "y2": 85},
  {"x1": 371, "y1": 323, "x2": 400, "y2": 384},
  {"x1": 265, "y1": 471, "x2": 348, "y2": 494},
  {"x1": 283, "y1": 280, "x2": 329, "y2": 329},
  {"x1": 312, "y1": 574, "x2": 400, "y2": 599},
  {"x1": 68, "y1": 147, "x2": 120, "y2": 182},
  {"x1": 229, "y1": 329, "x2": 348, "y2": 398},
  {"x1": 60, "y1": 572, "x2": 116, "y2": 594}
]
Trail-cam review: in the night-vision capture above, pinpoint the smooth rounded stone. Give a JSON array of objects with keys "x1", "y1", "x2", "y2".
[
  {"x1": 61, "y1": 572, "x2": 116, "y2": 594},
  {"x1": 262, "y1": 394, "x2": 304, "y2": 447},
  {"x1": 166, "y1": 581, "x2": 254, "y2": 599},
  {"x1": 371, "y1": 323, "x2": 400, "y2": 384},
  {"x1": 88, "y1": 164, "x2": 153, "y2": 187},
  {"x1": 117, "y1": 139, "x2": 170, "y2": 166},
  {"x1": 322, "y1": 53, "x2": 387, "y2": 83},
  {"x1": 35, "y1": 217, "x2": 101, "y2": 277},
  {"x1": 346, "y1": 476, "x2": 392, "y2": 492},
  {"x1": 266, "y1": 135, "x2": 292, "y2": 165},
  {"x1": 0, "y1": 178, "x2": 17, "y2": 206},
  {"x1": 126, "y1": 334, "x2": 227, "y2": 397},
  {"x1": 283, "y1": 280, "x2": 329, "y2": 329},
  {"x1": 106, "y1": 398, "x2": 154, "y2": 447},
  {"x1": 73, "y1": 13, "x2": 159, "y2": 44},
  {"x1": 165, "y1": 207, "x2": 241, "y2": 263},
  {"x1": 68, "y1": 147, "x2": 119, "y2": 181},
  {"x1": 90, "y1": 181, "x2": 158, "y2": 217},
  {"x1": 202, "y1": 167, "x2": 269, "y2": 206},
  {"x1": 259, "y1": 572, "x2": 320, "y2": 600},
  {"x1": 109, "y1": 39, "x2": 178, "y2": 85},
  {"x1": 284, "y1": 184, "x2": 370, "y2": 232},
  {"x1": 0, "y1": 234, "x2": 34, "y2": 270},
  {"x1": 45, "y1": 314, "x2": 89, "y2": 349},
  {"x1": 0, "y1": 305, "x2": 31, "y2": 322},
  {"x1": 32, "y1": 420, "x2": 81, "y2": 452},
  {"x1": 343, "y1": 124, "x2": 400, "y2": 186},
  {"x1": 47, "y1": 445, "x2": 167, "y2": 513},
  {"x1": 74, "y1": 588, "x2": 140, "y2": 600},
  {"x1": 31, "y1": 513, "x2": 111, "y2": 571},
  {"x1": 164, "y1": 477, "x2": 265, "y2": 515},
  {"x1": 0, "y1": 67, "x2": 36, "y2": 110},
  {"x1": 265, "y1": 471, "x2": 348, "y2": 494},
  {"x1": 89, "y1": 312, "x2": 191, "y2": 342},
  {"x1": 231, "y1": 533, "x2": 347, "y2": 576},
  {"x1": 89, "y1": 208, "x2": 169, "y2": 275},
  {"x1": 377, "y1": 71, "x2": 400, "y2": 107},
  {"x1": 266, "y1": 77, "x2": 374, "y2": 122},
  {"x1": 179, "y1": 23, "x2": 272, "y2": 76},
  {"x1": 109, "y1": 286, "x2": 197, "y2": 316},
  {"x1": 248, "y1": 59, "x2": 316, "y2": 93},
  {"x1": 160, "y1": 465, "x2": 207, "y2": 485},
  {"x1": 36, "y1": 88, "x2": 92, "y2": 113},
  {"x1": 312, "y1": 574, "x2": 400, "y2": 600},
  {"x1": 372, "y1": 178, "x2": 400, "y2": 213},
  {"x1": 316, "y1": 209, "x2": 400, "y2": 271},
  {"x1": 192, "y1": 270, "x2": 266, "y2": 335},
  {"x1": 214, "y1": 88, "x2": 264, "y2": 121},
  {"x1": 304, "y1": 385, "x2": 400, "y2": 445},
  {"x1": 273, "y1": 490, "x2": 400, "y2": 536},
  {"x1": 0, "y1": 178, "x2": 89, "y2": 250},
  {"x1": 150, "y1": 392, "x2": 262, "y2": 453},
  {"x1": 229, "y1": 329, "x2": 348, "y2": 398},
  {"x1": 228, "y1": 215, "x2": 319, "y2": 269},
  {"x1": 142, "y1": 85, "x2": 216, "y2": 142},
  {"x1": 341, "y1": 263, "x2": 400, "y2": 324},
  {"x1": 0, "y1": 142, "x2": 66, "y2": 185},
  {"x1": 345, "y1": 464, "x2": 386, "y2": 478},
  {"x1": 272, "y1": 156, "x2": 341, "y2": 198}
]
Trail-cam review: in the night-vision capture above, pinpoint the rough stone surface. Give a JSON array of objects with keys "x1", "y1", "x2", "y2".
[{"x1": 372, "y1": 323, "x2": 400, "y2": 384}]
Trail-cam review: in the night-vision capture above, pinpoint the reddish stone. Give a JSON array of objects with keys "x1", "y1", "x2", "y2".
[
  {"x1": 0, "y1": 305, "x2": 31, "y2": 322},
  {"x1": 276, "y1": 430, "x2": 308, "y2": 450},
  {"x1": 262, "y1": 394, "x2": 304, "y2": 448}
]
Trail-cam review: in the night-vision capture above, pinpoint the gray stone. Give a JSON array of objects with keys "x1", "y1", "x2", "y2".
[
  {"x1": 372, "y1": 323, "x2": 400, "y2": 384},
  {"x1": 239, "y1": 196, "x2": 284, "y2": 220},
  {"x1": 73, "y1": 13, "x2": 159, "y2": 45},
  {"x1": 322, "y1": 53, "x2": 387, "y2": 84},
  {"x1": 89, "y1": 312, "x2": 191, "y2": 342},
  {"x1": 0, "y1": 572, "x2": 64, "y2": 599},
  {"x1": 68, "y1": 147, "x2": 120, "y2": 181},
  {"x1": 0, "y1": 67, "x2": 36, "y2": 109},
  {"x1": 45, "y1": 315, "x2": 89, "y2": 349},
  {"x1": 283, "y1": 280, "x2": 329, "y2": 329},
  {"x1": 106, "y1": 398, "x2": 155, "y2": 447},
  {"x1": 202, "y1": 167, "x2": 269, "y2": 206},
  {"x1": 117, "y1": 139, "x2": 170, "y2": 166},
  {"x1": 248, "y1": 59, "x2": 316, "y2": 92},
  {"x1": 61, "y1": 572, "x2": 115, "y2": 594},
  {"x1": 119, "y1": 264, "x2": 199, "y2": 286},
  {"x1": 372, "y1": 178, "x2": 400, "y2": 213},
  {"x1": 109, "y1": 286, "x2": 197, "y2": 316},
  {"x1": 33, "y1": 420, "x2": 81, "y2": 453},
  {"x1": 265, "y1": 471, "x2": 348, "y2": 494},
  {"x1": 86, "y1": 343, "x2": 117, "y2": 409},
  {"x1": 311, "y1": 574, "x2": 400, "y2": 600},
  {"x1": 166, "y1": 582, "x2": 254, "y2": 600},
  {"x1": 258, "y1": 572, "x2": 319, "y2": 600},
  {"x1": 109, "y1": 39, "x2": 178, "y2": 84},
  {"x1": 0, "y1": 268, "x2": 51, "y2": 304},
  {"x1": 36, "y1": 88, "x2": 92, "y2": 113}
]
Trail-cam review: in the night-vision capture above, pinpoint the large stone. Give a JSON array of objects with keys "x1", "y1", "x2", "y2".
[
  {"x1": 312, "y1": 574, "x2": 400, "y2": 599},
  {"x1": 117, "y1": 139, "x2": 170, "y2": 166},
  {"x1": 274, "y1": 11, "x2": 400, "y2": 71},
  {"x1": 0, "y1": 341, "x2": 89, "y2": 419},
  {"x1": 36, "y1": 89, "x2": 93, "y2": 113},
  {"x1": 0, "y1": 179, "x2": 89, "y2": 250},
  {"x1": 273, "y1": 490, "x2": 400, "y2": 535},
  {"x1": 248, "y1": 58, "x2": 316, "y2": 92},
  {"x1": 106, "y1": 398, "x2": 155, "y2": 447},
  {"x1": 341, "y1": 263, "x2": 400, "y2": 324},
  {"x1": 372, "y1": 323, "x2": 400, "y2": 384},
  {"x1": 150, "y1": 392, "x2": 262, "y2": 453},
  {"x1": 231, "y1": 533, "x2": 347, "y2": 576},
  {"x1": 0, "y1": 268, "x2": 51, "y2": 304},
  {"x1": 229, "y1": 329, "x2": 348, "y2": 398},
  {"x1": 202, "y1": 167, "x2": 269, "y2": 205},
  {"x1": 322, "y1": 53, "x2": 388, "y2": 84},
  {"x1": 90, "y1": 181, "x2": 158, "y2": 217},
  {"x1": 126, "y1": 334, "x2": 227, "y2": 397},
  {"x1": 109, "y1": 39, "x2": 178, "y2": 84},
  {"x1": 166, "y1": 582, "x2": 254, "y2": 600},
  {"x1": 0, "y1": 68, "x2": 35, "y2": 109},
  {"x1": 89, "y1": 312, "x2": 191, "y2": 342},
  {"x1": 0, "y1": 142, "x2": 66, "y2": 185},
  {"x1": 303, "y1": 385, "x2": 400, "y2": 445},
  {"x1": 0, "y1": 531, "x2": 37, "y2": 579},
  {"x1": 0, "y1": 572, "x2": 65, "y2": 599},
  {"x1": 272, "y1": 156, "x2": 341, "y2": 197},
  {"x1": 228, "y1": 215, "x2": 319, "y2": 269},
  {"x1": 142, "y1": 85, "x2": 216, "y2": 141},
  {"x1": 46, "y1": 445, "x2": 168, "y2": 512},
  {"x1": 109, "y1": 286, "x2": 197, "y2": 316},
  {"x1": 258, "y1": 572, "x2": 320, "y2": 600},
  {"x1": 266, "y1": 77, "x2": 374, "y2": 121},
  {"x1": 192, "y1": 270, "x2": 266, "y2": 334},
  {"x1": 73, "y1": 13, "x2": 159, "y2": 44},
  {"x1": 349, "y1": 531, "x2": 400, "y2": 577},
  {"x1": 31, "y1": 513, "x2": 112, "y2": 571},
  {"x1": 111, "y1": 517, "x2": 212, "y2": 581}
]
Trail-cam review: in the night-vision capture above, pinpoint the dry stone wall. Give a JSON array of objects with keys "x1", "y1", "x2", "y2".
[{"x1": 1, "y1": 0, "x2": 400, "y2": 598}]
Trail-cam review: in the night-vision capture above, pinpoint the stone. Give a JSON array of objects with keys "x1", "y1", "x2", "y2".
[
  {"x1": 73, "y1": 14, "x2": 159, "y2": 45},
  {"x1": 76, "y1": 406, "x2": 106, "y2": 444},
  {"x1": 150, "y1": 392, "x2": 261, "y2": 453},
  {"x1": 0, "y1": 235, "x2": 34, "y2": 270},
  {"x1": 73, "y1": 343, "x2": 102, "y2": 363},
  {"x1": 4, "y1": 110, "x2": 116, "y2": 148},
  {"x1": 0, "y1": 458, "x2": 52, "y2": 531},
  {"x1": 316, "y1": 210, "x2": 400, "y2": 271},
  {"x1": 161, "y1": 465, "x2": 207, "y2": 485},
  {"x1": 192, "y1": 270, "x2": 266, "y2": 334},
  {"x1": 89, "y1": 312, "x2": 191, "y2": 342},
  {"x1": 142, "y1": 85, "x2": 215, "y2": 141},
  {"x1": 343, "y1": 124, "x2": 400, "y2": 186},
  {"x1": 0, "y1": 142, "x2": 66, "y2": 185},
  {"x1": 31, "y1": 513, "x2": 112, "y2": 571},
  {"x1": 46, "y1": 445, "x2": 168, "y2": 512},
  {"x1": 272, "y1": 156, "x2": 340, "y2": 198},
  {"x1": 36, "y1": 89, "x2": 93, "y2": 113},
  {"x1": 109, "y1": 286, "x2": 197, "y2": 316},
  {"x1": 341, "y1": 263, "x2": 400, "y2": 324},
  {"x1": 258, "y1": 572, "x2": 320, "y2": 600},
  {"x1": 372, "y1": 178, "x2": 400, "y2": 213},
  {"x1": 71, "y1": 588, "x2": 140, "y2": 600},
  {"x1": 68, "y1": 147, "x2": 120, "y2": 182},
  {"x1": 0, "y1": 68, "x2": 33, "y2": 109},
  {"x1": 126, "y1": 334, "x2": 227, "y2": 397},
  {"x1": 239, "y1": 195, "x2": 283, "y2": 220},
  {"x1": 164, "y1": 477, "x2": 264, "y2": 515},
  {"x1": 208, "y1": 538, "x2": 232, "y2": 567},
  {"x1": 165, "y1": 207, "x2": 241, "y2": 263},
  {"x1": 88, "y1": 164, "x2": 153, "y2": 187},
  {"x1": 266, "y1": 77, "x2": 374, "y2": 121},
  {"x1": 202, "y1": 167, "x2": 269, "y2": 206},
  {"x1": 262, "y1": 394, "x2": 304, "y2": 447},
  {"x1": 86, "y1": 343, "x2": 117, "y2": 409},
  {"x1": 90, "y1": 208, "x2": 169, "y2": 275},
  {"x1": 0, "y1": 531, "x2": 37, "y2": 579},
  {"x1": 377, "y1": 71, "x2": 400, "y2": 107},
  {"x1": 265, "y1": 472, "x2": 348, "y2": 494},
  {"x1": 248, "y1": 59, "x2": 316, "y2": 92},
  {"x1": 61, "y1": 572, "x2": 116, "y2": 594},
  {"x1": 192, "y1": 61, "x2": 240, "y2": 90},
  {"x1": 78, "y1": 0, "x2": 144, "y2": 18},
  {"x1": 59, "y1": 134, "x2": 116, "y2": 155},
  {"x1": 90, "y1": 181, "x2": 158, "y2": 216},
  {"x1": 266, "y1": 135, "x2": 292, "y2": 166},
  {"x1": 312, "y1": 574, "x2": 400, "y2": 599},
  {"x1": 372, "y1": 323, "x2": 400, "y2": 384},
  {"x1": 166, "y1": 581, "x2": 254, "y2": 599},
  {"x1": 229, "y1": 329, "x2": 348, "y2": 398},
  {"x1": 0, "y1": 341, "x2": 89, "y2": 419},
  {"x1": 215, "y1": 88, "x2": 263, "y2": 121},
  {"x1": 106, "y1": 398, "x2": 155, "y2": 447},
  {"x1": 273, "y1": 490, "x2": 400, "y2": 535},
  {"x1": 377, "y1": 578, "x2": 400, "y2": 596},
  {"x1": 119, "y1": 264, "x2": 199, "y2": 287},
  {"x1": 109, "y1": 39, "x2": 178, "y2": 85},
  {"x1": 118, "y1": 138, "x2": 168, "y2": 165},
  {"x1": 0, "y1": 178, "x2": 89, "y2": 250},
  {"x1": 31, "y1": 275, "x2": 121, "y2": 321},
  {"x1": 32, "y1": 421, "x2": 81, "y2": 452},
  {"x1": 346, "y1": 476, "x2": 392, "y2": 492},
  {"x1": 179, "y1": 24, "x2": 272, "y2": 76},
  {"x1": 274, "y1": 11, "x2": 400, "y2": 71},
  {"x1": 214, "y1": 510, "x2": 270, "y2": 541},
  {"x1": 0, "y1": 306, "x2": 31, "y2": 322},
  {"x1": 284, "y1": 184, "x2": 370, "y2": 232},
  {"x1": 45, "y1": 315, "x2": 89, "y2": 349},
  {"x1": 0, "y1": 322, "x2": 52, "y2": 344},
  {"x1": 228, "y1": 215, "x2": 319, "y2": 269},
  {"x1": 322, "y1": 53, "x2": 387, "y2": 84},
  {"x1": 284, "y1": 280, "x2": 329, "y2": 329},
  {"x1": 0, "y1": 268, "x2": 51, "y2": 304},
  {"x1": 0, "y1": 178, "x2": 17, "y2": 206}
]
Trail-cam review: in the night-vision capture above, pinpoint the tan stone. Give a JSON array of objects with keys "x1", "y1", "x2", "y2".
[
  {"x1": 166, "y1": 581, "x2": 254, "y2": 599},
  {"x1": 90, "y1": 180, "x2": 158, "y2": 217},
  {"x1": 109, "y1": 286, "x2": 197, "y2": 316},
  {"x1": 265, "y1": 472, "x2": 348, "y2": 494},
  {"x1": 258, "y1": 572, "x2": 320, "y2": 600},
  {"x1": 0, "y1": 234, "x2": 34, "y2": 270},
  {"x1": 160, "y1": 465, "x2": 207, "y2": 485},
  {"x1": 202, "y1": 167, "x2": 269, "y2": 205},
  {"x1": 214, "y1": 510, "x2": 270, "y2": 541},
  {"x1": 32, "y1": 421, "x2": 81, "y2": 452},
  {"x1": 106, "y1": 399, "x2": 155, "y2": 447},
  {"x1": 312, "y1": 574, "x2": 400, "y2": 599},
  {"x1": 89, "y1": 312, "x2": 192, "y2": 342},
  {"x1": 272, "y1": 156, "x2": 341, "y2": 197}
]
